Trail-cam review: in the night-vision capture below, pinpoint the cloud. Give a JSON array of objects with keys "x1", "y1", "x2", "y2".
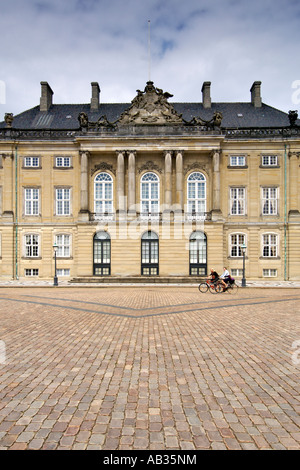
[{"x1": 0, "y1": 0, "x2": 299, "y2": 116}]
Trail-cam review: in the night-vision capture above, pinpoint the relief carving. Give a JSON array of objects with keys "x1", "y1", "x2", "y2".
[
  {"x1": 91, "y1": 162, "x2": 116, "y2": 176},
  {"x1": 138, "y1": 161, "x2": 163, "y2": 174}
]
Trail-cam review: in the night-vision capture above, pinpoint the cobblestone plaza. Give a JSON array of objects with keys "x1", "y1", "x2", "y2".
[{"x1": 0, "y1": 285, "x2": 299, "y2": 451}]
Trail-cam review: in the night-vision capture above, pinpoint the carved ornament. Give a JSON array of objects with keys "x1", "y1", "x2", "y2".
[
  {"x1": 91, "y1": 162, "x2": 116, "y2": 176},
  {"x1": 138, "y1": 161, "x2": 162, "y2": 174}
]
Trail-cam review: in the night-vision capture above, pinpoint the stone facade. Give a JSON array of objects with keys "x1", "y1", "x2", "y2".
[{"x1": 0, "y1": 80, "x2": 299, "y2": 281}]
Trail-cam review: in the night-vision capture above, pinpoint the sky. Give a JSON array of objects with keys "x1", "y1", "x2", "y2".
[{"x1": 0, "y1": 0, "x2": 300, "y2": 117}]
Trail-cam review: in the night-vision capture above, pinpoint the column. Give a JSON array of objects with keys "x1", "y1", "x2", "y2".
[
  {"x1": 289, "y1": 151, "x2": 300, "y2": 216},
  {"x1": 175, "y1": 150, "x2": 183, "y2": 211},
  {"x1": 2, "y1": 153, "x2": 14, "y2": 220},
  {"x1": 116, "y1": 150, "x2": 125, "y2": 213},
  {"x1": 127, "y1": 150, "x2": 136, "y2": 213},
  {"x1": 79, "y1": 150, "x2": 89, "y2": 220},
  {"x1": 164, "y1": 150, "x2": 172, "y2": 208},
  {"x1": 212, "y1": 149, "x2": 221, "y2": 212}
]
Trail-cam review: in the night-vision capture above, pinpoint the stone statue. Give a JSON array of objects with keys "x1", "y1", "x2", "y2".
[
  {"x1": 78, "y1": 112, "x2": 89, "y2": 128},
  {"x1": 4, "y1": 113, "x2": 13, "y2": 128},
  {"x1": 288, "y1": 110, "x2": 298, "y2": 127}
]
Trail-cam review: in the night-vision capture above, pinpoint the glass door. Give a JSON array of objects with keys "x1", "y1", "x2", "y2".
[
  {"x1": 141, "y1": 231, "x2": 159, "y2": 276},
  {"x1": 93, "y1": 231, "x2": 111, "y2": 275}
]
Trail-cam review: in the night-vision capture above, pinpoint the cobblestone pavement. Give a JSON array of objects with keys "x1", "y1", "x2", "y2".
[{"x1": 0, "y1": 286, "x2": 299, "y2": 450}]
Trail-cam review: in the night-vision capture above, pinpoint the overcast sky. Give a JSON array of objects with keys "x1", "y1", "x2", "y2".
[{"x1": 0, "y1": 0, "x2": 300, "y2": 117}]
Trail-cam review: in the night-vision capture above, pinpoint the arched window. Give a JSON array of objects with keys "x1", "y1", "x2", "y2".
[
  {"x1": 94, "y1": 172, "x2": 113, "y2": 214},
  {"x1": 189, "y1": 231, "x2": 207, "y2": 275},
  {"x1": 93, "y1": 231, "x2": 111, "y2": 275},
  {"x1": 187, "y1": 172, "x2": 206, "y2": 215},
  {"x1": 141, "y1": 231, "x2": 159, "y2": 276},
  {"x1": 140, "y1": 172, "x2": 159, "y2": 215}
]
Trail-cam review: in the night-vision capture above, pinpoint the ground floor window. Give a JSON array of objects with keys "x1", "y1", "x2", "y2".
[
  {"x1": 189, "y1": 231, "x2": 207, "y2": 275},
  {"x1": 141, "y1": 231, "x2": 159, "y2": 276},
  {"x1": 25, "y1": 269, "x2": 39, "y2": 277},
  {"x1": 93, "y1": 231, "x2": 111, "y2": 275},
  {"x1": 263, "y1": 268, "x2": 277, "y2": 277}
]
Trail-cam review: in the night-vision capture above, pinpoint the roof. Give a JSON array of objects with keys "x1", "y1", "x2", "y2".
[{"x1": 0, "y1": 101, "x2": 298, "y2": 130}]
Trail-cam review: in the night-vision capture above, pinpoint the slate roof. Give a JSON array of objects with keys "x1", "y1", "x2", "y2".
[{"x1": 0, "y1": 101, "x2": 298, "y2": 129}]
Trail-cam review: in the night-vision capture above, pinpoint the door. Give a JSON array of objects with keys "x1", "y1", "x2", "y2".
[
  {"x1": 93, "y1": 231, "x2": 111, "y2": 275},
  {"x1": 189, "y1": 231, "x2": 207, "y2": 276},
  {"x1": 141, "y1": 231, "x2": 159, "y2": 276}
]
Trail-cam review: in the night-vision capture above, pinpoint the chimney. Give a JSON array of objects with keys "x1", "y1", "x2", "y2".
[
  {"x1": 40, "y1": 81, "x2": 53, "y2": 112},
  {"x1": 250, "y1": 81, "x2": 262, "y2": 107},
  {"x1": 91, "y1": 82, "x2": 100, "y2": 111},
  {"x1": 201, "y1": 81, "x2": 211, "y2": 108}
]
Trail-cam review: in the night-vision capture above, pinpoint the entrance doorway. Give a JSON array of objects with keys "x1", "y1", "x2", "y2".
[
  {"x1": 189, "y1": 231, "x2": 207, "y2": 275},
  {"x1": 141, "y1": 231, "x2": 159, "y2": 275},
  {"x1": 93, "y1": 231, "x2": 111, "y2": 275}
]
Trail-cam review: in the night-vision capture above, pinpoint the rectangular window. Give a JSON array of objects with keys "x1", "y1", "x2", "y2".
[
  {"x1": 230, "y1": 187, "x2": 245, "y2": 215},
  {"x1": 25, "y1": 188, "x2": 39, "y2": 215},
  {"x1": 25, "y1": 234, "x2": 39, "y2": 257},
  {"x1": 230, "y1": 234, "x2": 246, "y2": 257},
  {"x1": 262, "y1": 155, "x2": 278, "y2": 166},
  {"x1": 230, "y1": 155, "x2": 246, "y2": 166},
  {"x1": 231, "y1": 268, "x2": 243, "y2": 277},
  {"x1": 263, "y1": 269, "x2": 277, "y2": 277},
  {"x1": 55, "y1": 234, "x2": 71, "y2": 257},
  {"x1": 25, "y1": 268, "x2": 39, "y2": 277},
  {"x1": 24, "y1": 156, "x2": 39, "y2": 167},
  {"x1": 57, "y1": 269, "x2": 70, "y2": 277},
  {"x1": 56, "y1": 156, "x2": 71, "y2": 167},
  {"x1": 262, "y1": 187, "x2": 278, "y2": 215},
  {"x1": 262, "y1": 234, "x2": 278, "y2": 257},
  {"x1": 56, "y1": 188, "x2": 70, "y2": 215}
]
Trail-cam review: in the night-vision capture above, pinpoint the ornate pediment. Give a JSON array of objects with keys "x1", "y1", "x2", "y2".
[{"x1": 117, "y1": 81, "x2": 183, "y2": 125}]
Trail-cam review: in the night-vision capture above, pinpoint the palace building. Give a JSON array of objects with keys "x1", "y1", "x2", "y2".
[{"x1": 0, "y1": 80, "x2": 299, "y2": 282}]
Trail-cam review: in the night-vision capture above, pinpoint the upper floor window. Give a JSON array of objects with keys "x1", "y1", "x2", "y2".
[
  {"x1": 25, "y1": 188, "x2": 39, "y2": 216},
  {"x1": 55, "y1": 156, "x2": 71, "y2": 168},
  {"x1": 24, "y1": 156, "x2": 40, "y2": 168},
  {"x1": 262, "y1": 187, "x2": 278, "y2": 215},
  {"x1": 140, "y1": 172, "x2": 159, "y2": 214},
  {"x1": 230, "y1": 187, "x2": 246, "y2": 215},
  {"x1": 261, "y1": 155, "x2": 278, "y2": 167},
  {"x1": 94, "y1": 172, "x2": 113, "y2": 214},
  {"x1": 230, "y1": 155, "x2": 246, "y2": 167},
  {"x1": 187, "y1": 172, "x2": 206, "y2": 214},
  {"x1": 56, "y1": 188, "x2": 71, "y2": 216}
]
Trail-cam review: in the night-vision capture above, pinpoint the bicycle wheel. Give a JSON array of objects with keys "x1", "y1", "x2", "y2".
[
  {"x1": 227, "y1": 282, "x2": 238, "y2": 294},
  {"x1": 209, "y1": 283, "x2": 220, "y2": 293},
  {"x1": 198, "y1": 282, "x2": 209, "y2": 293}
]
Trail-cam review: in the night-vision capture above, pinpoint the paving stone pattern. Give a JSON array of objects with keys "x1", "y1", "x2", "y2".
[{"x1": 0, "y1": 286, "x2": 299, "y2": 450}]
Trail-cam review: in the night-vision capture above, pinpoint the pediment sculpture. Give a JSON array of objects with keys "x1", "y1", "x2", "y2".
[{"x1": 117, "y1": 81, "x2": 183, "y2": 125}]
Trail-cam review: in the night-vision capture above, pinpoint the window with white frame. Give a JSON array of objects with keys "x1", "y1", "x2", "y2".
[
  {"x1": 262, "y1": 233, "x2": 278, "y2": 257},
  {"x1": 262, "y1": 187, "x2": 278, "y2": 215},
  {"x1": 94, "y1": 172, "x2": 113, "y2": 214},
  {"x1": 25, "y1": 268, "x2": 39, "y2": 277},
  {"x1": 230, "y1": 233, "x2": 246, "y2": 257},
  {"x1": 24, "y1": 156, "x2": 40, "y2": 168},
  {"x1": 187, "y1": 172, "x2": 206, "y2": 214},
  {"x1": 230, "y1": 155, "x2": 246, "y2": 167},
  {"x1": 25, "y1": 234, "x2": 39, "y2": 257},
  {"x1": 230, "y1": 187, "x2": 246, "y2": 215},
  {"x1": 56, "y1": 156, "x2": 71, "y2": 168},
  {"x1": 262, "y1": 155, "x2": 278, "y2": 166},
  {"x1": 56, "y1": 188, "x2": 71, "y2": 215},
  {"x1": 55, "y1": 234, "x2": 71, "y2": 257},
  {"x1": 263, "y1": 269, "x2": 277, "y2": 277},
  {"x1": 57, "y1": 269, "x2": 70, "y2": 277},
  {"x1": 25, "y1": 188, "x2": 39, "y2": 215},
  {"x1": 140, "y1": 172, "x2": 159, "y2": 214},
  {"x1": 231, "y1": 268, "x2": 243, "y2": 277}
]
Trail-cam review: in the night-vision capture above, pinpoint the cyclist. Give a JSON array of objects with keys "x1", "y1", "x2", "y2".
[
  {"x1": 209, "y1": 268, "x2": 219, "y2": 285},
  {"x1": 220, "y1": 267, "x2": 230, "y2": 291}
]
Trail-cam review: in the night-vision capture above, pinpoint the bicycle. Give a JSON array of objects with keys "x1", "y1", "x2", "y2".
[{"x1": 198, "y1": 279, "x2": 222, "y2": 294}]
